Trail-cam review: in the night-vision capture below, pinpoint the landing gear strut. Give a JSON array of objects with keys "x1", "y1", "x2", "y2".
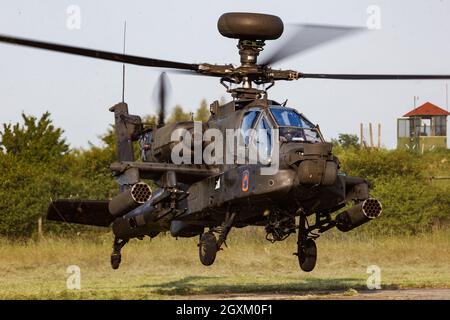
[
  {"x1": 198, "y1": 212, "x2": 236, "y2": 266},
  {"x1": 111, "y1": 237, "x2": 128, "y2": 270}
]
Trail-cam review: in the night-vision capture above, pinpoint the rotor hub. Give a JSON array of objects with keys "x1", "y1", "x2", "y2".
[
  {"x1": 237, "y1": 39, "x2": 265, "y2": 66},
  {"x1": 195, "y1": 13, "x2": 300, "y2": 99},
  {"x1": 216, "y1": 12, "x2": 287, "y2": 99}
]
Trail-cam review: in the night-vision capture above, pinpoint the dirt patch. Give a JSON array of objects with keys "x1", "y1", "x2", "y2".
[{"x1": 180, "y1": 288, "x2": 450, "y2": 300}]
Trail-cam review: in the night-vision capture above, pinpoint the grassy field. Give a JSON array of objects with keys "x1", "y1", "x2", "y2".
[{"x1": 1, "y1": 229, "x2": 449, "y2": 299}]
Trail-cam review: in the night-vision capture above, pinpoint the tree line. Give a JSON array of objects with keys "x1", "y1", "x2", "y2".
[
  {"x1": 0, "y1": 101, "x2": 449, "y2": 238},
  {"x1": 0, "y1": 100, "x2": 209, "y2": 238}
]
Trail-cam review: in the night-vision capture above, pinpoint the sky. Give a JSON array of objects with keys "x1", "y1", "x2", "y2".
[{"x1": 0, "y1": 0, "x2": 449, "y2": 149}]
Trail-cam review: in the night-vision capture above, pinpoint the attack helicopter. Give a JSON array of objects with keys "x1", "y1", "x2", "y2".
[{"x1": 1, "y1": 12, "x2": 449, "y2": 272}]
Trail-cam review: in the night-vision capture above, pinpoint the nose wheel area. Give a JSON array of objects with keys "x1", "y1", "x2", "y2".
[
  {"x1": 294, "y1": 213, "x2": 321, "y2": 272},
  {"x1": 296, "y1": 237, "x2": 317, "y2": 272}
]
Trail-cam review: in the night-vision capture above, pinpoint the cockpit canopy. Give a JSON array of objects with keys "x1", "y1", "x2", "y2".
[
  {"x1": 240, "y1": 105, "x2": 322, "y2": 146},
  {"x1": 238, "y1": 104, "x2": 323, "y2": 164},
  {"x1": 269, "y1": 106, "x2": 322, "y2": 143}
]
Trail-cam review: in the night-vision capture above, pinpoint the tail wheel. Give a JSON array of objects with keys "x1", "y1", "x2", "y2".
[
  {"x1": 298, "y1": 238, "x2": 317, "y2": 272},
  {"x1": 111, "y1": 253, "x2": 121, "y2": 270},
  {"x1": 199, "y1": 232, "x2": 218, "y2": 266}
]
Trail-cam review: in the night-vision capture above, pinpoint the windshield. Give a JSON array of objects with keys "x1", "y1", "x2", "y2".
[
  {"x1": 241, "y1": 109, "x2": 260, "y2": 145},
  {"x1": 270, "y1": 106, "x2": 322, "y2": 143}
]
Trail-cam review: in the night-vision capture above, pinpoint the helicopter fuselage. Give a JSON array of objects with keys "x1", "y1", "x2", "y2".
[{"x1": 105, "y1": 98, "x2": 376, "y2": 243}]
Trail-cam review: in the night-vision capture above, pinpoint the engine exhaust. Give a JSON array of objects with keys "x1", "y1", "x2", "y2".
[
  {"x1": 108, "y1": 182, "x2": 152, "y2": 217},
  {"x1": 336, "y1": 198, "x2": 382, "y2": 232}
]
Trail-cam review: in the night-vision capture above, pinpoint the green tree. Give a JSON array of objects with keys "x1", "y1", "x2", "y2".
[
  {"x1": 167, "y1": 105, "x2": 191, "y2": 123},
  {"x1": 72, "y1": 127, "x2": 117, "y2": 193},
  {"x1": 142, "y1": 115, "x2": 158, "y2": 127},
  {"x1": 0, "y1": 154, "x2": 50, "y2": 237},
  {"x1": 0, "y1": 112, "x2": 113, "y2": 238},
  {"x1": 0, "y1": 112, "x2": 69, "y2": 162},
  {"x1": 0, "y1": 112, "x2": 71, "y2": 237},
  {"x1": 195, "y1": 99, "x2": 210, "y2": 122},
  {"x1": 334, "y1": 147, "x2": 450, "y2": 235},
  {"x1": 331, "y1": 133, "x2": 360, "y2": 149}
]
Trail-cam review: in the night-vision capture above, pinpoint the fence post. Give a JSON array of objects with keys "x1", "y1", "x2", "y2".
[
  {"x1": 38, "y1": 217, "x2": 43, "y2": 240},
  {"x1": 369, "y1": 123, "x2": 374, "y2": 147},
  {"x1": 377, "y1": 123, "x2": 381, "y2": 148},
  {"x1": 360, "y1": 123, "x2": 364, "y2": 149}
]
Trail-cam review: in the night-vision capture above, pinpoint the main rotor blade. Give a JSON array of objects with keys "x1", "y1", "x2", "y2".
[
  {"x1": 260, "y1": 24, "x2": 363, "y2": 66},
  {"x1": 301, "y1": 73, "x2": 450, "y2": 80},
  {"x1": 0, "y1": 33, "x2": 199, "y2": 71}
]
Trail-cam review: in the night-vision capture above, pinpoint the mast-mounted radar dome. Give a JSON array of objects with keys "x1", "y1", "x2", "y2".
[{"x1": 217, "y1": 12, "x2": 284, "y2": 40}]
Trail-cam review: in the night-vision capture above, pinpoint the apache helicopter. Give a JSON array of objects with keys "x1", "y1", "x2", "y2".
[{"x1": 2, "y1": 12, "x2": 450, "y2": 272}]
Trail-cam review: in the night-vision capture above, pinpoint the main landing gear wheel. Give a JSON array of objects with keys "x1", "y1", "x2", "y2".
[
  {"x1": 297, "y1": 238, "x2": 317, "y2": 272},
  {"x1": 111, "y1": 237, "x2": 128, "y2": 270},
  {"x1": 111, "y1": 253, "x2": 121, "y2": 270},
  {"x1": 199, "y1": 232, "x2": 218, "y2": 266}
]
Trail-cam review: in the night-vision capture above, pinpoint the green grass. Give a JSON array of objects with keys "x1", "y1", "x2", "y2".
[{"x1": 1, "y1": 229, "x2": 449, "y2": 299}]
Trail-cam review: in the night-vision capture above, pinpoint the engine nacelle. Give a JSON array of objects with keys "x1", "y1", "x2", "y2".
[{"x1": 141, "y1": 121, "x2": 207, "y2": 163}]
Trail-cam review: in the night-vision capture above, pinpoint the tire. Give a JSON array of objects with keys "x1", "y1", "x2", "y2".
[
  {"x1": 199, "y1": 233, "x2": 218, "y2": 266},
  {"x1": 298, "y1": 238, "x2": 317, "y2": 272},
  {"x1": 111, "y1": 253, "x2": 121, "y2": 270}
]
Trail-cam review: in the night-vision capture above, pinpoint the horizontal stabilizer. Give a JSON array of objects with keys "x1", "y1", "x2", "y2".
[{"x1": 47, "y1": 200, "x2": 114, "y2": 227}]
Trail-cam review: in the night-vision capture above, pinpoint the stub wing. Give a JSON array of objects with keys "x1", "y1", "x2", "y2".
[
  {"x1": 110, "y1": 161, "x2": 219, "y2": 183},
  {"x1": 47, "y1": 200, "x2": 113, "y2": 227}
]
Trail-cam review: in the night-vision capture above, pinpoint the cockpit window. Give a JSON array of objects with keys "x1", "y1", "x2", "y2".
[
  {"x1": 269, "y1": 106, "x2": 322, "y2": 143},
  {"x1": 270, "y1": 107, "x2": 313, "y2": 128},
  {"x1": 256, "y1": 116, "x2": 272, "y2": 161},
  {"x1": 241, "y1": 110, "x2": 260, "y2": 145},
  {"x1": 271, "y1": 108, "x2": 304, "y2": 127}
]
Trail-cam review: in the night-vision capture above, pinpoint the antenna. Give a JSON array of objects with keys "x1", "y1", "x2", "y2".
[
  {"x1": 446, "y1": 82, "x2": 448, "y2": 111},
  {"x1": 121, "y1": 21, "x2": 127, "y2": 102},
  {"x1": 414, "y1": 95, "x2": 419, "y2": 109}
]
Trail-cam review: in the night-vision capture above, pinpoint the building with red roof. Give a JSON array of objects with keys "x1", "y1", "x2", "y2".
[
  {"x1": 403, "y1": 102, "x2": 450, "y2": 117},
  {"x1": 397, "y1": 102, "x2": 448, "y2": 152}
]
